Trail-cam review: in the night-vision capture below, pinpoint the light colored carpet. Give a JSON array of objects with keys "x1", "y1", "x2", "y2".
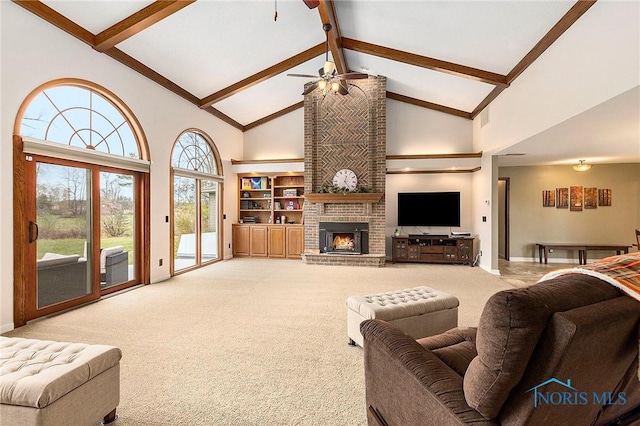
[{"x1": 4, "y1": 258, "x2": 515, "y2": 426}]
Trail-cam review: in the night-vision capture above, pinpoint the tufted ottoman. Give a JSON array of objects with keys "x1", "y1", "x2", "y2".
[
  {"x1": 0, "y1": 336, "x2": 122, "y2": 425},
  {"x1": 346, "y1": 286, "x2": 459, "y2": 347}
]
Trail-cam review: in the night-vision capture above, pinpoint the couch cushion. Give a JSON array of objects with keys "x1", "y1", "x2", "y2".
[
  {"x1": 463, "y1": 273, "x2": 622, "y2": 419},
  {"x1": 0, "y1": 337, "x2": 121, "y2": 409},
  {"x1": 418, "y1": 327, "x2": 477, "y2": 377},
  {"x1": 100, "y1": 246, "x2": 124, "y2": 273},
  {"x1": 37, "y1": 254, "x2": 81, "y2": 269}
]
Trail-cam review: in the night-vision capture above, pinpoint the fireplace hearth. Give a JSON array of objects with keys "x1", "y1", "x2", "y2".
[{"x1": 319, "y1": 222, "x2": 369, "y2": 255}]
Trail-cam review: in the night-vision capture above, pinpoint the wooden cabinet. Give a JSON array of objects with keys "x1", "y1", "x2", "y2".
[
  {"x1": 392, "y1": 237, "x2": 408, "y2": 260},
  {"x1": 268, "y1": 226, "x2": 286, "y2": 258},
  {"x1": 249, "y1": 226, "x2": 268, "y2": 257},
  {"x1": 392, "y1": 235, "x2": 475, "y2": 266},
  {"x1": 232, "y1": 224, "x2": 304, "y2": 258},
  {"x1": 286, "y1": 226, "x2": 304, "y2": 259},
  {"x1": 232, "y1": 224, "x2": 250, "y2": 256}
]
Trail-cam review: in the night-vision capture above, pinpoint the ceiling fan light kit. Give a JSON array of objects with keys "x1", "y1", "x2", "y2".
[
  {"x1": 287, "y1": 23, "x2": 368, "y2": 96},
  {"x1": 573, "y1": 160, "x2": 592, "y2": 171}
]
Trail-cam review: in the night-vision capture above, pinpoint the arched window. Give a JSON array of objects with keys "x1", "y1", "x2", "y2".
[
  {"x1": 13, "y1": 79, "x2": 150, "y2": 327},
  {"x1": 171, "y1": 130, "x2": 223, "y2": 274}
]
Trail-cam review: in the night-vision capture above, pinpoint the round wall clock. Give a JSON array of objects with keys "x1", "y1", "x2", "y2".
[{"x1": 333, "y1": 169, "x2": 358, "y2": 191}]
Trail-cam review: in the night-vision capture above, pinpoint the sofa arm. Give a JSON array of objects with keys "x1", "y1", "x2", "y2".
[{"x1": 361, "y1": 319, "x2": 497, "y2": 426}]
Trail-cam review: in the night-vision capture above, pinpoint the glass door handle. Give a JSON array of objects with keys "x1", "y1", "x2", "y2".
[{"x1": 29, "y1": 221, "x2": 39, "y2": 243}]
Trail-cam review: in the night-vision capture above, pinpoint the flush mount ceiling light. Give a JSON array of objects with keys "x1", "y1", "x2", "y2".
[{"x1": 573, "y1": 160, "x2": 592, "y2": 171}]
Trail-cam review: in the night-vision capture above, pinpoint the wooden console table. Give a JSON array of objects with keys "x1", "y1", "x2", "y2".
[{"x1": 536, "y1": 243, "x2": 631, "y2": 265}]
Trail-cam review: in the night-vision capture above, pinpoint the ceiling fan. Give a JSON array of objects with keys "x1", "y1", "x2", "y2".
[{"x1": 287, "y1": 23, "x2": 368, "y2": 96}]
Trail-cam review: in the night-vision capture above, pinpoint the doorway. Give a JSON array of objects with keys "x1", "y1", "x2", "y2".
[
  {"x1": 498, "y1": 177, "x2": 510, "y2": 260},
  {"x1": 24, "y1": 156, "x2": 141, "y2": 321}
]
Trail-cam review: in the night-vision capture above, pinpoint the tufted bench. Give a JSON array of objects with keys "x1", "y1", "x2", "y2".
[
  {"x1": 0, "y1": 336, "x2": 122, "y2": 425},
  {"x1": 346, "y1": 286, "x2": 459, "y2": 347}
]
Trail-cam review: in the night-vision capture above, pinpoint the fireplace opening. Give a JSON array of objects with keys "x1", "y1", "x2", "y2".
[
  {"x1": 319, "y1": 222, "x2": 369, "y2": 255},
  {"x1": 332, "y1": 233, "x2": 356, "y2": 251}
]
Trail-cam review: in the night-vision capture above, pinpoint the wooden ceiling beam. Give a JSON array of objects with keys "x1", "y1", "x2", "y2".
[
  {"x1": 105, "y1": 48, "x2": 200, "y2": 105},
  {"x1": 205, "y1": 107, "x2": 244, "y2": 130},
  {"x1": 343, "y1": 38, "x2": 508, "y2": 87},
  {"x1": 387, "y1": 92, "x2": 472, "y2": 120},
  {"x1": 507, "y1": 0, "x2": 597, "y2": 83},
  {"x1": 470, "y1": 86, "x2": 507, "y2": 119},
  {"x1": 318, "y1": 0, "x2": 348, "y2": 75},
  {"x1": 94, "y1": 0, "x2": 196, "y2": 52},
  {"x1": 244, "y1": 101, "x2": 304, "y2": 131},
  {"x1": 13, "y1": 0, "x2": 243, "y2": 131},
  {"x1": 199, "y1": 43, "x2": 325, "y2": 109},
  {"x1": 471, "y1": 1, "x2": 596, "y2": 119},
  {"x1": 105, "y1": 48, "x2": 243, "y2": 130},
  {"x1": 12, "y1": 0, "x2": 95, "y2": 46}
]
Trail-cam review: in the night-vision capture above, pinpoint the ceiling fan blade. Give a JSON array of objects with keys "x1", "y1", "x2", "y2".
[
  {"x1": 302, "y1": 0, "x2": 319, "y2": 9},
  {"x1": 336, "y1": 72, "x2": 369, "y2": 80},
  {"x1": 337, "y1": 80, "x2": 349, "y2": 95},
  {"x1": 302, "y1": 82, "x2": 319, "y2": 96},
  {"x1": 287, "y1": 73, "x2": 320, "y2": 78}
]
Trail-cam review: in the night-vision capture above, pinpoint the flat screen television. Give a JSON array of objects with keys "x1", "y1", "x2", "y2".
[{"x1": 397, "y1": 192, "x2": 461, "y2": 227}]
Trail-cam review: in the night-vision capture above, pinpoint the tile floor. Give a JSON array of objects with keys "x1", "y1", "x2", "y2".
[{"x1": 498, "y1": 259, "x2": 574, "y2": 288}]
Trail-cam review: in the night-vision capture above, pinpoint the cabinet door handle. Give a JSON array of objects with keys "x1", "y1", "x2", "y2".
[{"x1": 29, "y1": 221, "x2": 39, "y2": 243}]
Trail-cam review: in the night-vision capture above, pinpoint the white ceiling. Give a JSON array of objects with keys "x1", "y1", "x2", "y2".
[
  {"x1": 497, "y1": 86, "x2": 640, "y2": 167},
  {"x1": 31, "y1": 1, "x2": 639, "y2": 166}
]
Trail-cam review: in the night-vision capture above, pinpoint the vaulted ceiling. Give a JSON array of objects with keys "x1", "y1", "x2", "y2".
[
  {"x1": 11, "y1": 0, "x2": 640, "y2": 168},
  {"x1": 14, "y1": 0, "x2": 595, "y2": 132}
]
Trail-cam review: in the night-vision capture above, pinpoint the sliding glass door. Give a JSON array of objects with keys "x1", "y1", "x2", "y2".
[
  {"x1": 26, "y1": 156, "x2": 141, "y2": 319},
  {"x1": 35, "y1": 162, "x2": 93, "y2": 309},
  {"x1": 100, "y1": 171, "x2": 136, "y2": 289}
]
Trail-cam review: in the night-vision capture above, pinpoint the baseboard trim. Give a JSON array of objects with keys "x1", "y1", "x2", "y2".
[
  {"x1": 151, "y1": 274, "x2": 171, "y2": 284},
  {"x1": 1, "y1": 322, "x2": 15, "y2": 333},
  {"x1": 478, "y1": 263, "x2": 500, "y2": 275}
]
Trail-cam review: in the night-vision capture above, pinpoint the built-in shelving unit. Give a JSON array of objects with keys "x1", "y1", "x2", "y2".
[{"x1": 234, "y1": 173, "x2": 304, "y2": 259}]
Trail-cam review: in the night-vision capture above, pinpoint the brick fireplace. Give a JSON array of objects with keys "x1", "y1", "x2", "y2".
[{"x1": 302, "y1": 76, "x2": 386, "y2": 267}]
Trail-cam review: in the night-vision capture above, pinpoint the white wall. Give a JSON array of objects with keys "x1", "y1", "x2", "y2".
[
  {"x1": 386, "y1": 173, "x2": 474, "y2": 256},
  {"x1": 473, "y1": 0, "x2": 640, "y2": 273},
  {"x1": 242, "y1": 98, "x2": 475, "y2": 159},
  {"x1": 0, "y1": 3, "x2": 243, "y2": 332},
  {"x1": 243, "y1": 109, "x2": 304, "y2": 159},
  {"x1": 387, "y1": 99, "x2": 472, "y2": 155},
  {"x1": 386, "y1": 100, "x2": 476, "y2": 257}
]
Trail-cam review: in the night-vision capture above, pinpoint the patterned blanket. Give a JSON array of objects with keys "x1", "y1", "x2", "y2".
[{"x1": 538, "y1": 251, "x2": 640, "y2": 303}]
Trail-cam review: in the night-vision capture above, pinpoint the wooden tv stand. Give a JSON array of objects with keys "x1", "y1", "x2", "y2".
[{"x1": 392, "y1": 235, "x2": 474, "y2": 266}]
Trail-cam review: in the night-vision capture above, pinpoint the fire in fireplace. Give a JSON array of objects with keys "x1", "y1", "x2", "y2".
[{"x1": 319, "y1": 222, "x2": 369, "y2": 255}]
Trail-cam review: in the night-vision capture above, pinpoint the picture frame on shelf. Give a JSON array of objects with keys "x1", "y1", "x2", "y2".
[
  {"x1": 285, "y1": 200, "x2": 298, "y2": 210},
  {"x1": 250, "y1": 177, "x2": 263, "y2": 190}
]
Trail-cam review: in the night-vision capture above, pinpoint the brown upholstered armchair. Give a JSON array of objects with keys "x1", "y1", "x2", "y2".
[{"x1": 361, "y1": 273, "x2": 640, "y2": 425}]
